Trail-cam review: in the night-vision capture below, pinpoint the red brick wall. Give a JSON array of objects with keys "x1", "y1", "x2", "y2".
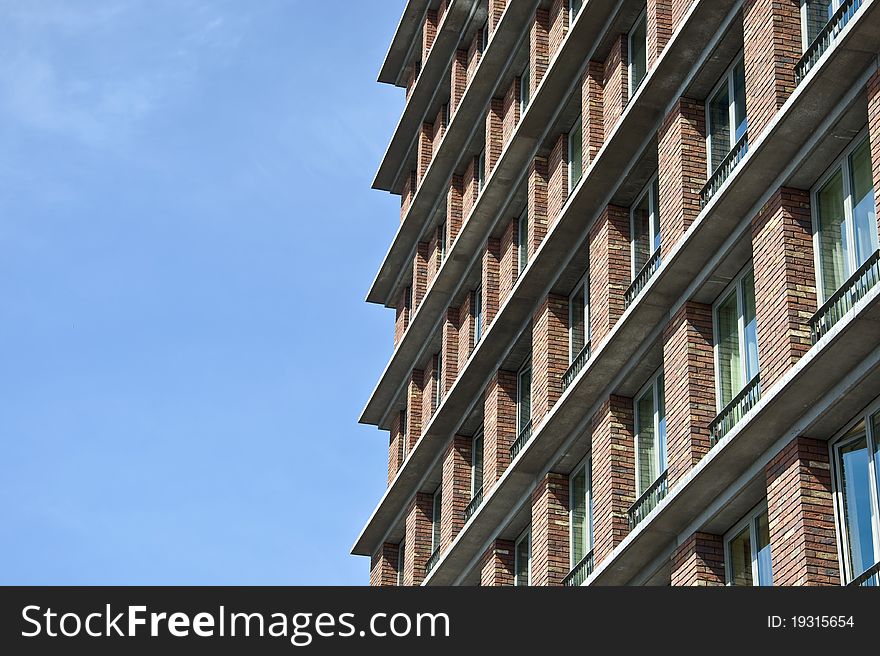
[
  {"x1": 591, "y1": 395, "x2": 635, "y2": 566},
  {"x1": 418, "y1": 122, "x2": 433, "y2": 183},
  {"x1": 527, "y1": 156, "x2": 549, "y2": 260},
  {"x1": 582, "y1": 61, "x2": 604, "y2": 166},
  {"x1": 486, "y1": 98, "x2": 504, "y2": 175},
  {"x1": 432, "y1": 105, "x2": 446, "y2": 155},
  {"x1": 466, "y1": 32, "x2": 482, "y2": 85},
  {"x1": 488, "y1": 0, "x2": 507, "y2": 34},
  {"x1": 451, "y1": 49, "x2": 468, "y2": 114},
  {"x1": 388, "y1": 410, "x2": 404, "y2": 484},
  {"x1": 370, "y1": 543, "x2": 400, "y2": 587},
  {"x1": 662, "y1": 301, "x2": 715, "y2": 487},
  {"x1": 499, "y1": 217, "x2": 519, "y2": 302},
  {"x1": 405, "y1": 61, "x2": 418, "y2": 100},
  {"x1": 401, "y1": 170, "x2": 417, "y2": 222},
  {"x1": 483, "y1": 369, "x2": 518, "y2": 489},
  {"x1": 462, "y1": 155, "x2": 479, "y2": 220},
  {"x1": 413, "y1": 241, "x2": 429, "y2": 311},
  {"x1": 426, "y1": 225, "x2": 442, "y2": 286},
  {"x1": 421, "y1": 353, "x2": 439, "y2": 430},
  {"x1": 603, "y1": 35, "x2": 628, "y2": 138},
  {"x1": 503, "y1": 76, "x2": 521, "y2": 146},
  {"x1": 868, "y1": 71, "x2": 880, "y2": 242},
  {"x1": 531, "y1": 293, "x2": 568, "y2": 425},
  {"x1": 547, "y1": 133, "x2": 569, "y2": 226},
  {"x1": 448, "y1": 174, "x2": 464, "y2": 245},
  {"x1": 647, "y1": 0, "x2": 673, "y2": 67},
  {"x1": 671, "y1": 532, "x2": 725, "y2": 585},
  {"x1": 751, "y1": 188, "x2": 816, "y2": 391},
  {"x1": 588, "y1": 204, "x2": 630, "y2": 346},
  {"x1": 442, "y1": 307, "x2": 459, "y2": 395},
  {"x1": 531, "y1": 472, "x2": 570, "y2": 586},
  {"x1": 766, "y1": 436, "x2": 840, "y2": 585},
  {"x1": 480, "y1": 539, "x2": 515, "y2": 585},
  {"x1": 548, "y1": 0, "x2": 569, "y2": 61},
  {"x1": 403, "y1": 492, "x2": 434, "y2": 586},
  {"x1": 457, "y1": 292, "x2": 474, "y2": 374},
  {"x1": 441, "y1": 434, "x2": 472, "y2": 549},
  {"x1": 406, "y1": 369, "x2": 424, "y2": 453},
  {"x1": 482, "y1": 237, "x2": 501, "y2": 327},
  {"x1": 671, "y1": 0, "x2": 694, "y2": 27},
  {"x1": 530, "y1": 8, "x2": 550, "y2": 97},
  {"x1": 422, "y1": 9, "x2": 438, "y2": 62},
  {"x1": 394, "y1": 286, "x2": 410, "y2": 347},
  {"x1": 743, "y1": 0, "x2": 801, "y2": 140},
  {"x1": 658, "y1": 98, "x2": 705, "y2": 248}
]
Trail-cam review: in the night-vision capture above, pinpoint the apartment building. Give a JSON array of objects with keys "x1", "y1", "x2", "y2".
[{"x1": 355, "y1": 0, "x2": 880, "y2": 587}]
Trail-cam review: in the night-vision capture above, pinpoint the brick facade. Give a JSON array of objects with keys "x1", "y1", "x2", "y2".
[
  {"x1": 527, "y1": 156, "x2": 549, "y2": 260},
  {"x1": 547, "y1": 133, "x2": 569, "y2": 225},
  {"x1": 588, "y1": 205, "x2": 630, "y2": 346},
  {"x1": 531, "y1": 293, "x2": 568, "y2": 425},
  {"x1": 582, "y1": 61, "x2": 604, "y2": 166},
  {"x1": 868, "y1": 70, "x2": 880, "y2": 241},
  {"x1": 531, "y1": 472, "x2": 570, "y2": 586},
  {"x1": 548, "y1": 0, "x2": 568, "y2": 60},
  {"x1": 503, "y1": 76, "x2": 521, "y2": 145},
  {"x1": 603, "y1": 35, "x2": 628, "y2": 138},
  {"x1": 457, "y1": 292, "x2": 475, "y2": 373},
  {"x1": 647, "y1": 0, "x2": 673, "y2": 67},
  {"x1": 488, "y1": 0, "x2": 507, "y2": 35},
  {"x1": 406, "y1": 369, "x2": 424, "y2": 453},
  {"x1": 530, "y1": 8, "x2": 550, "y2": 97},
  {"x1": 441, "y1": 435, "x2": 472, "y2": 549},
  {"x1": 370, "y1": 543, "x2": 399, "y2": 587},
  {"x1": 480, "y1": 539, "x2": 515, "y2": 586},
  {"x1": 483, "y1": 369, "x2": 518, "y2": 490},
  {"x1": 482, "y1": 237, "x2": 502, "y2": 327},
  {"x1": 442, "y1": 307, "x2": 459, "y2": 395},
  {"x1": 486, "y1": 98, "x2": 504, "y2": 175},
  {"x1": 671, "y1": 532, "x2": 725, "y2": 586},
  {"x1": 499, "y1": 217, "x2": 519, "y2": 303},
  {"x1": 403, "y1": 492, "x2": 434, "y2": 586}
]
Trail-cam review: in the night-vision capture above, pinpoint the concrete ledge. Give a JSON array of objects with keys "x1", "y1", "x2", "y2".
[{"x1": 379, "y1": 1, "x2": 432, "y2": 86}]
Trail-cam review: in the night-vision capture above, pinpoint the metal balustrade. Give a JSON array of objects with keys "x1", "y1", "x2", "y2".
[
  {"x1": 562, "y1": 550, "x2": 595, "y2": 587},
  {"x1": 509, "y1": 420, "x2": 533, "y2": 460},
  {"x1": 849, "y1": 561, "x2": 880, "y2": 587},
  {"x1": 795, "y1": 0, "x2": 863, "y2": 84},
  {"x1": 463, "y1": 486, "x2": 484, "y2": 522},
  {"x1": 700, "y1": 132, "x2": 748, "y2": 208},
  {"x1": 627, "y1": 470, "x2": 668, "y2": 530},
  {"x1": 562, "y1": 342, "x2": 592, "y2": 390},
  {"x1": 810, "y1": 250, "x2": 880, "y2": 344},
  {"x1": 425, "y1": 548, "x2": 441, "y2": 575},
  {"x1": 625, "y1": 248, "x2": 662, "y2": 307},
  {"x1": 709, "y1": 374, "x2": 762, "y2": 446}
]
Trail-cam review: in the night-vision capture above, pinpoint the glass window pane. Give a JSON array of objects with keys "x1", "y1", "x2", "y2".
[
  {"x1": 569, "y1": 120, "x2": 583, "y2": 189},
  {"x1": 755, "y1": 511, "x2": 773, "y2": 586},
  {"x1": 474, "y1": 288, "x2": 483, "y2": 343},
  {"x1": 657, "y1": 375, "x2": 667, "y2": 471},
  {"x1": 518, "y1": 211, "x2": 528, "y2": 274},
  {"x1": 630, "y1": 15, "x2": 647, "y2": 93},
  {"x1": 472, "y1": 433, "x2": 484, "y2": 493},
  {"x1": 519, "y1": 367, "x2": 532, "y2": 429},
  {"x1": 652, "y1": 178, "x2": 661, "y2": 252},
  {"x1": 728, "y1": 525, "x2": 753, "y2": 586},
  {"x1": 570, "y1": 466, "x2": 587, "y2": 563},
  {"x1": 515, "y1": 533, "x2": 530, "y2": 586},
  {"x1": 873, "y1": 413, "x2": 880, "y2": 511},
  {"x1": 632, "y1": 191, "x2": 651, "y2": 275},
  {"x1": 805, "y1": 1, "x2": 835, "y2": 47},
  {"x1": 733, "y1": 59, "x2": 748, "y2": 141},
  {"x1": 742, "y1": 270, "x2": 759, "y2": 381},
  {"x1": 520, "y1": 68, "x2": 530, "y2": 110},
  {"x1": 708, "y1": 84, "x2": 731, "y2": 171},
  {"x1": 636, "y1": 389, "x2": 657, "y2": 494},
  {"x1": 432, "y1": 491, "x2": 442, "y2": 551},
  {"x1": 570, "y1": 285, "x2": 586, "y2": 360},
  {"x1": 716, "y1": 290, "x2": 741, "y2": 407},
  {"x1": 817, "y1": 169, "x2": 849, "y2": 299},
  {"x1": 850, "y1": 139, "x2": 878, "y2": 266},
  {"x1": 838, "y1": 429, "x2": 876, "y2": 577}
]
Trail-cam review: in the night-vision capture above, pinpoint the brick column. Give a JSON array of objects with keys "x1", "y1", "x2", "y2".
[
  {"x1": 451, "y1": 49, "x2": 468, "y2": 114},
  {"x1": 658, "y1": 98, "x2": 706, "y2": 249},
  {"x1": 530, "y1": 7, "x2": 550, "y2": 96},
  {"x1": 394, "y1": 286, "x2": 410, "y2": 347},
  {"x1": 531, "y1": 472, "x2": 570, "y2": 586},
  {"x1": 548, "y1": 0, "x2": 569, "y2": 59},
  {"x1": 482, "y1": 237, "x2": 501, "y2": 327},
  {"x1": 765, "y1": 436, "x2": 840, "y2": 585},
  {"x1": 462, "y1": 155, "x2": 479, "y2": 219},
  {"x1": 591, "y1": 395, "x2": 635, "y2": 565},
  {"x1": 406, "y1": 369, "x2": 424, "y2": 452},
  {"x1": 582, "y1": 61, "x2": 604, "y2": 166},
  {"x1": 480, "y1": 539, "x2": 515, "y2": 585},
  {"x1": 499, "y1": 217, "x2": 519, "y2": 302},
  {"x1": 531, "y1": 293, "x2": 568, "y2": 425},
  {"x1": 662, "y1": 302, "x2": 715, "y2": 487},
  {"x1": 388, "y1": 410, "x2": 404, "y2": 484},
  {"x1": 403, "y1": 492, "x2": 434, "y2": 586},
  {"x1": 647, "y1": 0, "x2": 673, "y2": 67},
  {"x1": 447, "y1": 174, "x2": 464, "y2": 244},
  {"x1": 442, "y1": 307, "x2": 459, "y2": 395},
  {"x1": 483, "y1": 369, "x2": 517, "y2": 489},
  {"x1": 426, "y1": 225, "x2": 442, "y2": 285},
  {"x1": 603, "y1": 35, "x2": 628, "y2": 137},
  {"x1": 527, "y1": 156, "x2": 549, "y2": 260},
  {"x1": 488, "y1": 0, "x2": 507, "y2": 35},
  {"x1": 401, "y1": 170, "x2": 416, "y2": 222},
  {"x1": 486, "y1": 98, "x2": 504, "y2": 175},
  {"x1": 441, "y1": 435, "x2": 472, "y2": 549},
  {"x1": 418, "y1": 122, "x2": 433, "y2": 182},
  {"x1": 672, "y1": 0, "x2": 694, "y2": 27},
  {"x1": 413, "y1": 241, "x2": 429, "y2": 311},
  {"x1": 466, "y1": 32, "x2": 481, "y2": 85},
  {"x1": 457, "y1": 292, "x2": 474, "y2": 373},
  {"x1": 422, "y1": 9, "x2": 438, "y2": 61},
  {"x1": 588, "y1": 205, "x2": 630, "y2": 346},
  {"x1": 867, "y1": 71, "x2": 880, "y2": 242},
  {"x1": 370, "y1": 543, "x2": 400, "y2": 587},
  {"x1": 432, "y1": 105, "x2": 446, "y2": 153},
  {"x1": 547, "y1": 133, "x2": 569, "y2": 225},
  {"x1": 670, "y1": 532, "x2": 725, "y2": 586},
  {"x1": 503, "y1": 77, "x2": 521, "y2": 145},
  {"x1": 422, "y1": 354, "x2": 439, "y2": 429},
  {"x1": 743, "y1": 0, "x2": 801, "y2": 140},
  {"x1": 751, "y1": 188, "x2": 816, "y2": 391}
]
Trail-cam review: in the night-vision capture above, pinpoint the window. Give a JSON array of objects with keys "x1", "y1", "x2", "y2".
[
  {"x1": 397, "y1": 541, "x2": 405, "y2": 586},
  {"x1": 473, "y1": 286, "x2": 484, "y2": 345},
  {"x1": 434, "y1": 352, "x2": 442, "y2": 411},
  {"x1": 568, "y1": 274, "x2": 589, "y2": 361},
  {"x1": 570, "y1": 457, "x2": 593, "y2": 566},
  {"x1": 801, "y1": 0, "x2": 842, "y2": 50},
  {"x1": 812, "y1": 133, "x2": 878, "y2": 303},
  {"x1": 431, "y1": 488, "x2": 442, "y2": 553},
  {"x1": 400, "y1": 407, "x2": 408, "y2": 462},
  {"x1": 481, "y1": 21, "x2": 489, "y2": 53},
  {"x1": 477, "y1": 150, "x2": 486, "y2": 192},
  {"x1": 713, "y1": 265, "x2": 759, "y2": 410},
  {"x1": 472, "y1": 430, "x2": 484, "y2": 496},
  {"x1": 569, "y1": 0, "x2": 583, "y2": 19},
  {"x1": 404, "y1": 285, "x2": 412, "y2": 321},
  {"x1": 515, "y1": 528, "x2": 531, "y2": 586},
  {"x1": 442, "y1": 103, "x2": 449, "y2": 129},
  {"x1": 517, "y1": 361, "x2": 532, "y2": 433},
  {"x1": 517, "y1": 208, "x2": 528, "y2": 275},
  {"x1": 628, "y1": 10, "x2": 648, "y2": 96},
  {"x1": 520, "y1": 67, "x2": 530, "y2": 113},
  {"x1": 725, "y1": 503, "x2": 773, "y2": 586},
  {"x1": 831, "y1": 408, "x2": 880, "y2": 583},
  {"x1": 439, "y1": 221, "x2": 447, "y2": 261},
  {"x1": 706, "y1": 55, "x2": 747, "y2": 174},
  {"x1": 630, "y1": 176, "x2": 660, "y2": 277},
  {"x1": 568, "y1": 115, "x2": 583, "y2": 192},
  {"x1": 635, "y1": 370, "x2": 667, "y2": 496}
]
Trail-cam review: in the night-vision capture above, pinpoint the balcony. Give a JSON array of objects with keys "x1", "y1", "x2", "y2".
[
  {"x1": 509, "y1": 420, "x2": 533, "y2": 460},
  {"x1": 795, "y1": 0, "x2": 863, "y2": 85},
  {"x1": 849, "y1": 561, "x2": 880, "y2": 587},
  {"x1": 709, "y1": 374, "x2": 761, "y2": 446},
  {"x1": 463, "y1": 486, "x2": 483, "y2": 522},
  {"x1": 562, "y1": 342, "x2": 592, "y2": 390},
  {"x1": 425, "y1": 547, "x2": 441, "y2": 575},
  {"x1": 562, "y1": 550, "x2": 595, "y2": 587},
  {"x1": 625, "y1": 248, "x2": 662, "y2": 308},
  {"x1": 810, "y1": 250, "x2": 880, "y2": 344},
  {"x1": 628, "y1": 469, "x2": 668, "y2": 530},
  {"x1": 700, "y1": 131, "x2": 748, "y2": 208}
]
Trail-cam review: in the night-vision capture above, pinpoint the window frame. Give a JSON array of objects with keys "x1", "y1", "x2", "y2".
[
  {"x1": 431, "y1": 486, "x2": 442, "y2": 553},
  {"x1": 519, "y1": 67, "x2": 530, "y2": 114},
  {"x1": 705, "y1": 52, "x2": 746, "y2": 176},
  {"x1": 402, "y1": 389, "x2": 410, "y2": 460},
  {"x1": 397, "y1": 541, "x2": 405, "y2": 586},
  {"x1": 829, "y1": 401, "x2": 880, "y2": 584},
  {"x1": 569, "y1": 0, "x2": 583, "y2": 20},
  {"x1": 627, "y1": 8, "x2": 648, "y2": 97},
  {"x1": 629, "y1": 174, "x2": 660, "y2": 279},
  {"x1": 517, "y1": 207, "x2": 529, "y2": 275},
  {"x1": 711, "y1": 263, "x2": 759, "y2": 412},
  {"x1": 471, "y1": 428, "x2": 484, "y2": 497},
  {"x1": 568, "y1": 114, "x2": 583, "y2": 193},
  {"x1": 517, "y1": 359, "x2": 532, "y2": 434},
  {"x1": 723, "y1": 501, "x2": 773, "y2": 586},
  {"x1": 799, "y1": 0, "x2": 843, "y2": 50},
  {"x1": 438, "y1": 221, "x2": 447, "y2": 261},
  {"x1": 810, "y1": 130, "x2": 876, "y2": 305},
  {"x1": 567, "y1": 273, "x2": 590, "y2": 362},
  {"x1": 434, "y1": 352, "x2": 442, "y2": 411},
  {"x1": 633, "y1": 368, "x2": 667, "y2": 497},
  {"x1": 569, "y1": 454, "x2": 593, "y2": 568},
  {"x1": 477, "y1": 150, "x2": 486, "y2": 193},
  {"x1": 473, "y1": 285, "x2": 484, "y2": 345},
  {"x1": 514, "y1": 526, "x2": 532, "y2": 586}
]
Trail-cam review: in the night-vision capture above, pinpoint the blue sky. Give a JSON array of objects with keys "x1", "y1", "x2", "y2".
[{"x1": 0, "y1": 0, "x2": 406, "y2": 584}]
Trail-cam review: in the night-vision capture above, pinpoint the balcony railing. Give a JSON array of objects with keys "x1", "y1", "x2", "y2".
[
  {"x1": 463, "y1": 486, "x2": 484, "y2": 522},
  {"x1": 709, "y1": 374, "x2": 761, "y2": 446},
  {"x1": 625, "y1": 248, "x2": 662, "y2": 307},
  {"x1": 810, "y1": 250, "x2": 880, "y2": 344},
  {"x1": 795, "y1": 0, "x2": 863, "y2": 85},
  {"x1": 509, "y1": 420, "x2": 533, "y2": 460},
  {"x1": 562, "y1": 341, "x2": 592, "y2": 390},
  {"x1": 425, "y1": 547, "x2": 441, "y2": 575},
  {"x1": 562, "y1": 550, "x2": 595, "y2": 587},
  {"x1": 700, "y1": 131, "x2": 748, "y2": 208},
  {"x1": 628, "y1": 469, "x2": 668, "y2": 530},
  {"x1": 849, "y1": 561, "x2": 880, "y2": 587}
]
